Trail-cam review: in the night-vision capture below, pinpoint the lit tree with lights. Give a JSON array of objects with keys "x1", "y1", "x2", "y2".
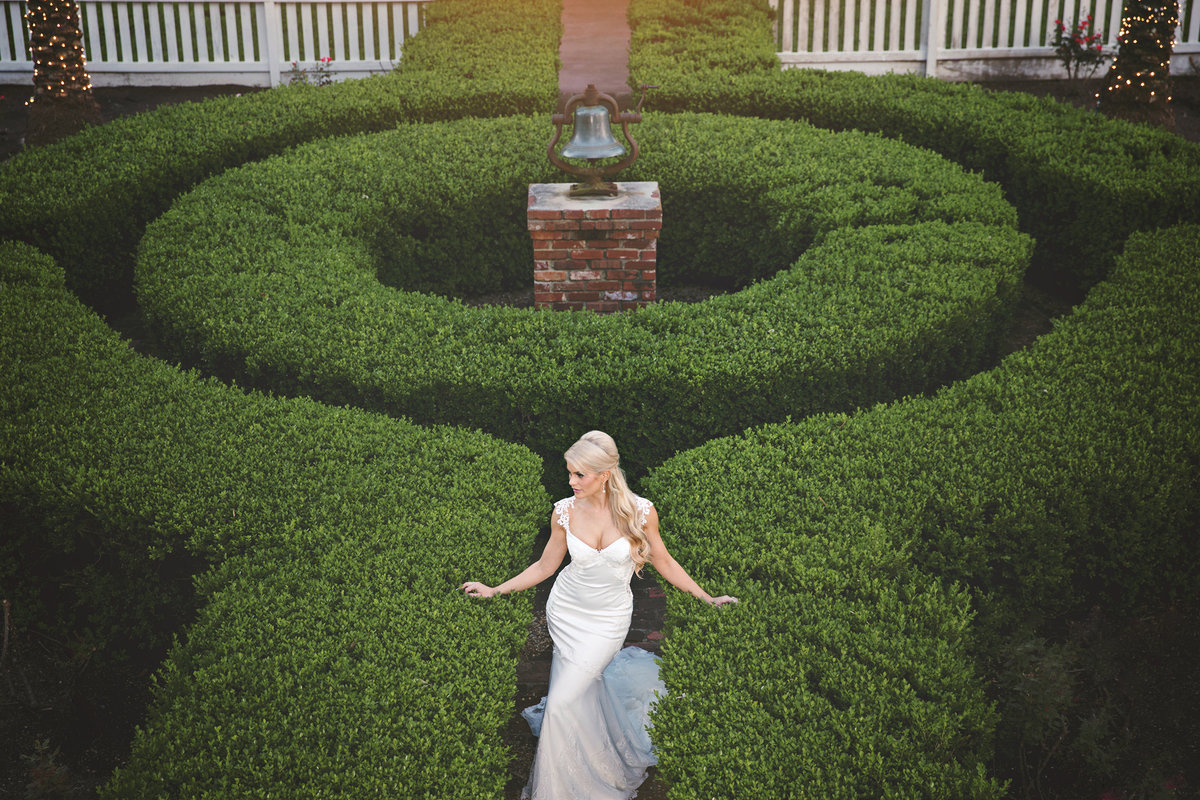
[
  {"x1": 1097, "y1": 0, "x2": 1179, "y2": 128},
  {"x1": 23, "y1": 0, "x2": 103, "y2": 146}
]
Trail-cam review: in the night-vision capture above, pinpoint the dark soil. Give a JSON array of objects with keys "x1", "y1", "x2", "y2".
[
  {"x1": 23, "y1": 93, "x2": 103, "y2": 149},
  {"x1": 0, "y1": 84, "x2": 262, "y2": 158},
  {"x1": 0, "y1": 629, "x2": 166, "y2": 799},
  {"x1": 983, "y1": 74, "x2": 1200, "y2": 142}
]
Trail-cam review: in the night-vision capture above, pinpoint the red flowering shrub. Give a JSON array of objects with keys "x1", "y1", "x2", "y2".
[{"x1": 1052, "y1": 15, "x2": 1107, "y2": 81}]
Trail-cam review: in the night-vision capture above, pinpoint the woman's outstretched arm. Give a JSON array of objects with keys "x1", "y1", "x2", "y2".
[
  {"x1": 643, "y1": 505, "x2": 738, "y2": 607},
  {"x1": 460, "y1": 514, "x2": 568, "y2": 599}
]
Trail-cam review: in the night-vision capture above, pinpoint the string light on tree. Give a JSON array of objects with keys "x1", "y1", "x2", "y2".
[
  {"x1": 1097, "y1": 0, "x2": 1178, "y2": 128},
  {"x1": 24, "y1": 0, "x2": 94, "y2": 106},
  {"x1": 22, "y1": 0, "x2": 103, "y2": 147}
]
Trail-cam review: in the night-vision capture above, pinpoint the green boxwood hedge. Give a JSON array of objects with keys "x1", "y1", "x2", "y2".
[
  {"x1": 134, "y1": 112, "x2": 1027, "y2": 479},
  {"x1": 3, "y1": 0, "x2": 1199, "y2": 795},
  {"x1": 0, "y1": 0, "x2": 561, "y2": 310},
  {"x1": 641, "y1": 224, "x2": 1200, "y2": 798},
  {"x1": 0, "y1": 239, "x2": 548, "y2": 798},
  {"x1": 628, "y1": 0, "x2": 778, "y2": 83},
  {"x1": 627, "y1": 0, "x2": 1200, "y2": 294}
]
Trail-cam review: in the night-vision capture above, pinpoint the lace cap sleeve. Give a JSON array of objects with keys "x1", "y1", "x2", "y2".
[
  {"x1": 634, "y1": 496, "x2": 653, "y2": 530},
  {"x1": 553, "y1": 497, "x2": 573, "y2": 530}
]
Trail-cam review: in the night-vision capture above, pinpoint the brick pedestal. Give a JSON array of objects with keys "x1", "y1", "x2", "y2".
[{"x1": 528, "y1": 181, "x2": 661, "y2": 312}]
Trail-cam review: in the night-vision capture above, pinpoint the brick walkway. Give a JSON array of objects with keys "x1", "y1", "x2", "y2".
[{"x1": 557, "y1": 0, "x2": 633, "y2": 108}]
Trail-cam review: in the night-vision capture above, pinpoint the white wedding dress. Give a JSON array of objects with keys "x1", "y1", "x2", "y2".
[{"x1": 521, "y1": 495, "x2": 665, "y2": 800}]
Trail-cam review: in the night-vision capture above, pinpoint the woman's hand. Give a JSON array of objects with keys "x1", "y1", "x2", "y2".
[
  {"x1": 460, "y1": 581, "x2": 499, "y2": 598},
  {"x1": 708, "y1": 595, "x2": 738, "y2": 607}
]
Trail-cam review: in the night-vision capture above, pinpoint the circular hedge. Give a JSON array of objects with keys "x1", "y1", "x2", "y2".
[
  {"x1": 136, "y1": 112, "x2": 1028, "y2": 477},
  {"x1": 3, "y1": 0, "x2": 1199, "y2": 796}
]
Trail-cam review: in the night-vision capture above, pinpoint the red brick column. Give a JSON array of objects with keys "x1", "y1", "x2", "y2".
[{"x1": 528, "y1": 182, "x2": 661, "y2": 312}]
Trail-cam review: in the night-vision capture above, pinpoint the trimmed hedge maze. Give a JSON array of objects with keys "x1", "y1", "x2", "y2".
[
  {"x1": 0, "y1": 240, "x2": 547, "y2": 798},
  {"x1": 1, "y1": 0, "x2": 1198, "y2": 797},
  {"x1": 641, "y1": 225, "x2": 1200, "y2": 797},
  {"x1": 2, "y1": 2, "x2": 562, "y2": 798},
  {"x1": 628, "y1": 0, "x2": 1200, "y2": 796},
  {"x1": 135, "y1": 112, "x2": 1027, "y2": 478}
]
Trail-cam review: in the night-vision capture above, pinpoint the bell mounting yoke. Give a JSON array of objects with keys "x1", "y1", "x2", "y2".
[{"x1": 548, "y1": 83, "x2": 654, "y2": 198}]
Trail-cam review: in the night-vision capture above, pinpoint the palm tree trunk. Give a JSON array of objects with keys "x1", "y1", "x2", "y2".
[{"x1": 24, "y1": 0, "x2": 103, "y2": 147}]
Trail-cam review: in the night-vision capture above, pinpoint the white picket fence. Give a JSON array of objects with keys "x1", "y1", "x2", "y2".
[
  {"x1": 4, "y1": 0, "x2": 1200, "y2": 86},
  {"x1": 770, "y1": 0, "x2": 1200, "y2": 79},
  {"x1": 1, "y1": 0, "x2": 430, "y2": 86}
]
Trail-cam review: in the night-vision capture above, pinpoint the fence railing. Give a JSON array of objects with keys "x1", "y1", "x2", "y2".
[
  {"x1": 771, "y1": 0, "x2": 1200, "y2": 80},
  {"x1": 1, "y1": 0, "x2": 430, "y2": 86},
  {"x1": 4, "y1": 0, "x2": 1199, "y2": 86}
]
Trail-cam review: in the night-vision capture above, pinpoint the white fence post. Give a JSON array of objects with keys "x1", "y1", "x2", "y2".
[
  {"x1": 264, "y1": 0, "x2": 283, "y2": 85},
  {"x1": 923, "y1": 0, "x2": 943, "y2": 76}
]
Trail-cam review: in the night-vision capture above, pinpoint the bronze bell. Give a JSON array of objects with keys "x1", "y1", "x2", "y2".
[
  {"x1": 561, "y1": 104, "x2": 626, "y2": 160},
  {"x1": 548, "y1": 83, "x2": 655, "y2": 197}
]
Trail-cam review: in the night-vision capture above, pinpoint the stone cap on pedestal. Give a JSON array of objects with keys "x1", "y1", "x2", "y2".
[{"x1": 527, "y1": 182, "x2": 661, "y2": 217}]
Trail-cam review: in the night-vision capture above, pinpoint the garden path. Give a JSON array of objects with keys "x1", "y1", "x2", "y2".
[
  {"x1": 558, "y1": 0, "x2": 633, "y2": 108},
  {"x1": 508, "y1": 16, "x2": 671, "y2": 797}
]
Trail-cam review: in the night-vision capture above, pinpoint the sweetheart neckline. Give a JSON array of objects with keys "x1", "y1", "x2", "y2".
[
  {"x1": 567, "y1": 530, "x2": 626, "y2": 553},
  {"x1": 560, "y1": 497, "x2": 627, "y2": 552}
]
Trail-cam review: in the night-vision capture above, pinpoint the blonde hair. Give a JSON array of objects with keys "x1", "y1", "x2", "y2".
[{"x1": 564, "y1": 430, "x2": 651, "y2": 574}]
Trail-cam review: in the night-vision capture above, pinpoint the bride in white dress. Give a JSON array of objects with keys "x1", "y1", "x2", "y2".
[{"x1": 461, "y1": 430, "x2": 737, "y2": 800}]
